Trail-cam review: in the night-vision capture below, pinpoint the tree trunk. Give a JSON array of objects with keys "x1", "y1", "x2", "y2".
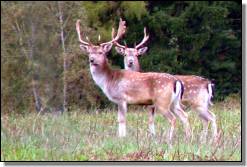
[
  {"x1": 28, "y1": 21, "x2": 43, "y2": 112},
  {"x1": 14, "y1": 20, "x2": 43, "y2": 113},
  {"x1": 58, "y1": 1, "x2": 68, "y2": 113},
  {"x1": 32, "y1": 79, "x2": 43, "y2": 112}
]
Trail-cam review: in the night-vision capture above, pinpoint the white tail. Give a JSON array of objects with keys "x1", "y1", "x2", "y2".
[
  {"x1": 208, "y1": 83, "x2": 214, "y2": 106},
  {"x1": 76, "y1": 19, "x2": 191, "y2": 144},
  {"x1": 174, "y1": 80, "x2": 183, "y2": 99}
]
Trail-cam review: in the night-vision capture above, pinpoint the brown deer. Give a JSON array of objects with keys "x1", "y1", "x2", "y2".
[
  {"x1": 76, "y1": 19, "x2": 191, "y2": 144},
  {"x1": 115, "y1": 27, "x2": 217, "y2": 143}
]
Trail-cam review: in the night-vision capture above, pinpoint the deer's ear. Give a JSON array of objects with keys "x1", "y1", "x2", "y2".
[
  {"x1": 115, "y1": 47, "x2": 125, "y2": 56},
  {"x1": 80, "y1": 44, "x2": 89, "y2": 54},
  {"x1": 102, "y1": 43, "x2": 113, "y2": 53},
  {"x1": 137, "y1": 47, "x2": 148, "y2": 56}
]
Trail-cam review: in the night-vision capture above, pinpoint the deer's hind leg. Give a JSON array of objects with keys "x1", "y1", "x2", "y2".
[
  {"x1": 192, "y1": 89, "x2": 218, "y2": 143},
  {"x1": 196, "y1": 105, "x2": 217, "y2": 144},
  {"x1": 172, "y1": 103, "x2": 191, "y2": 142},
  {"x1": 193, "y1": 92, "x2": 217, "y2": 144},
  {"x1": 155, "y1": 100, "x2": 176, "y2": 145}
]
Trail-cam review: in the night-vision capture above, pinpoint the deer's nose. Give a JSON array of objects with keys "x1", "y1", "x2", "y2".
[{"x1": 90, "y1": 58, "x2": 94, "y2": 63}]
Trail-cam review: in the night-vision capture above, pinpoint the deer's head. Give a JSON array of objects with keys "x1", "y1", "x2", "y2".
[
  {"x1": 76, "y1": 19, "x2": 126, "y2": 70},
  {"x1": 114, "y1": 27, "x2": 149, "y2": 71}
]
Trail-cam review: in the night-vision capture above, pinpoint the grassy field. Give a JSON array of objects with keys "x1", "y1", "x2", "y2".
[{"x1": 1, "y1": 97, "x2": 241, "y2": 161}]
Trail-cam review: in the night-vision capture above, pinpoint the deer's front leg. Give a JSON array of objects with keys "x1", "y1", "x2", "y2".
[
  {"x1": 118, "y1": 102, "x2": 127, "y2": 137},
  {"x1": 148, "y1": 105, "x2": 156, "y2": 135}
]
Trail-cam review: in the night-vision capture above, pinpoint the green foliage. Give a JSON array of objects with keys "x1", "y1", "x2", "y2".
[
  {"x1": 121, "y1": 2, "x2": 147, "y2": 20},
  {"x1": 141, "y1": 1, "x2": 241, "y2": 99}
]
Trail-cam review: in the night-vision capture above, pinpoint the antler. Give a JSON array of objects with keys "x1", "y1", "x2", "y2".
[
  {"x1": 101, "y1": 18, "x2": 126, "y2": 46},
  {"x1": 135, "y1": 27, "x2": 149, "y2": 49},
  {"x1": 76, "y1": 18, "x2": 126, "y2": 46},
  {"x1": 112, "y1": 27, "x2": 126, "y2": 49},
  {"x1": 76, "y1": 20, "x2": 90, "y2": 46}
]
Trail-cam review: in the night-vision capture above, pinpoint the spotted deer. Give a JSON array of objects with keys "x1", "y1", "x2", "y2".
[
  {"x1": 76, "y1": 19, "x2": 191, "y2": 144},
  {"x1": 115, "y1": 27, "x2": 217, "y2": 143}
]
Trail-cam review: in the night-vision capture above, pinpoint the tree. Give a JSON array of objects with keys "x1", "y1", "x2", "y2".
[{"x1": 58, "y1": 1, "x2": 68, "y2": 113}]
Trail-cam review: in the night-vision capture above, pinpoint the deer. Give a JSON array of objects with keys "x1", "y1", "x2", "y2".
[
  {"x1": 76, "y1": 18, "x2": 191, "y2": 145},
  {"x1": 114, "y1": 27, "x2": 217, "y2": 143}
]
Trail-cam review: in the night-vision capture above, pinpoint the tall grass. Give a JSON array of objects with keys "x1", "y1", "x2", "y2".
[{"x1": 1, "y1": 99, "x2": 241, "y2": 161}]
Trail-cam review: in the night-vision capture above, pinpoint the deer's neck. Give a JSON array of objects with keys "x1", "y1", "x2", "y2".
[
  {"x1": 90, "y1": 60, "x2": 116, "y2": 93},
  {"x1": 90, "y1": 60, "x2": 124, "y2": 103}
]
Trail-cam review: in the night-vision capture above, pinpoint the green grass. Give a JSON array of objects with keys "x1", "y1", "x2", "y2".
[{"x1": 1, "y1": 101, "x2": 241, "y2": 161}]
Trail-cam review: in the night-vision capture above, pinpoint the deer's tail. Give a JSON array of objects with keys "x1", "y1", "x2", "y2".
[
  {"x1": 174, "y1": 80, "x2": 184, "y2": 100},
  {"x1": 207, "y1": 81, "x2": 215, "y2": 106}
]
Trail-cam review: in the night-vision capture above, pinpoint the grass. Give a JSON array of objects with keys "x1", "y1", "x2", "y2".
[{"x1": 1, "y1": 99, "x2": 241, "y2": 161}]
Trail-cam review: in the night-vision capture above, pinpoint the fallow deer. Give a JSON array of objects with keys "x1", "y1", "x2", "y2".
[
  {"x1": 76, "y1": 19, "x2": 191, "y2": 144},
  {"x1": 115, "y1": 27, "x2": 217, "y2": 143}
]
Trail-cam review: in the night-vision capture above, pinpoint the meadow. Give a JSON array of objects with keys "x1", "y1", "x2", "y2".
[{"x1": 1, "y1": 95, "x2": 241, "y2": 161}]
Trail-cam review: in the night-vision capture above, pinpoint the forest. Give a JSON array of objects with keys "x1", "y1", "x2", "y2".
[{"x1": 1, "y1": 1, "x2": 242, "y2": 161}]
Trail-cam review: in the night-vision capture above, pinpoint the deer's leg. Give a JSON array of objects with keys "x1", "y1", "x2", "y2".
[
  {"x1": 148, "y1": 105, "x2": 155, "y2": 135},
  {"x1": 155, "y1": 96, "x2": 176, "y2": 145},
  {"x1": 200, "y1": 117, "x2": 209, "y2": 144},
  {"x1": 164, "y1": 111, "x2": 176, "y2": 145},
  {"x1": 118, "y1": 102, "x2": 127, "y2": 137},
  {"x1": 207, "y1": 110, "x2": 217, "y2": 143},
  {"x1": 159, "y1": 109, "x2": 176, "y2": 145},
  {"x1": 172, "y1": 105, "x2": 191, "y2": 142},
  {"x1": 196, "y1": 106, "x2": 217, "y2": 143}
]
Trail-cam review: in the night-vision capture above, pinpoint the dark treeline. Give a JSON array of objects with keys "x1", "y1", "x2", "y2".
[{"x1": 1, "y1": 1, "x2": 241, "y2": 113}]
